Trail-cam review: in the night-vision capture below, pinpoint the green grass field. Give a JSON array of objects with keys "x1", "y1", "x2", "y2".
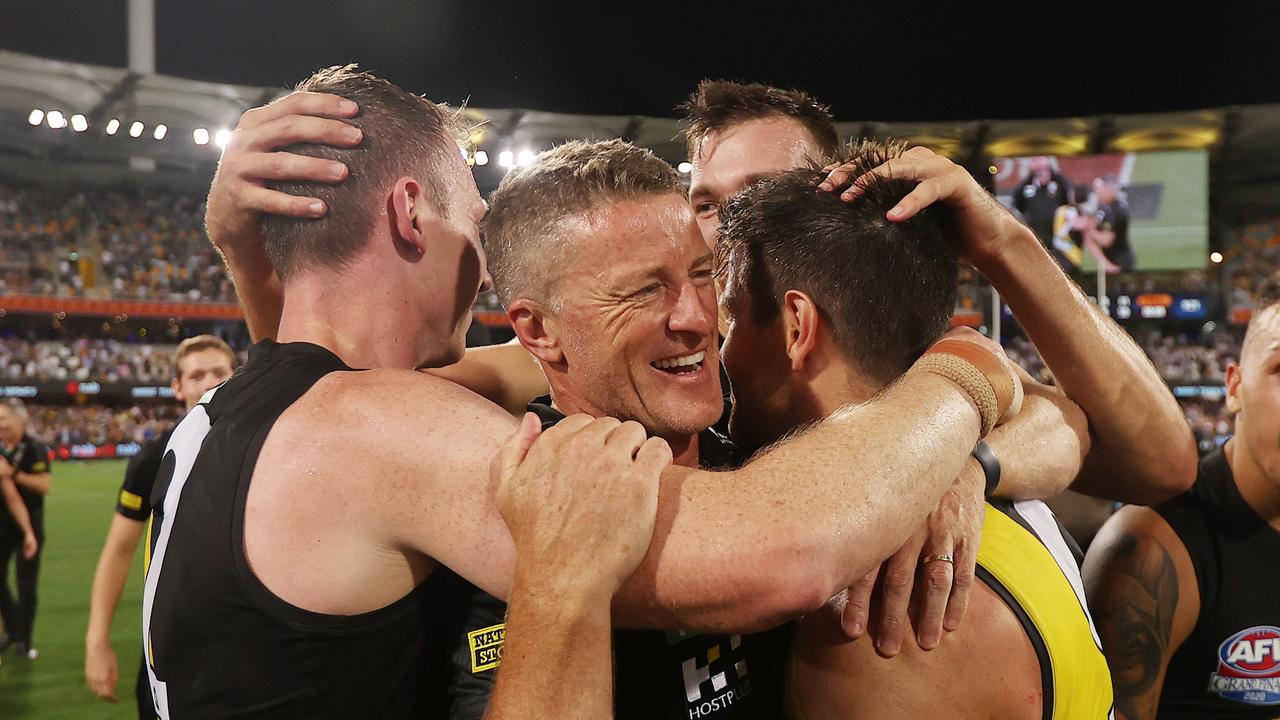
[{"x1": 0, "y1": 460, "x2": 145, "y2": 720}]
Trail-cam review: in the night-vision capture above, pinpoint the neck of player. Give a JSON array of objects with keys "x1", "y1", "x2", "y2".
[
  {"x1": 1226, "y1": 432, "x2": 1280, "y2": 530},
  {"x1": 275, "y1": 263, "x2": 431, "y2": 371}
]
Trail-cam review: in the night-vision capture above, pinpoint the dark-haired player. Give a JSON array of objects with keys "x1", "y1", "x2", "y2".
[
  {"x1": 722, "y1": 146, "x2": 1111, "y2": 719},
  {"x1": 84, "y1": 335, "x2": 235, "y2": 717},
  {"x1": 1085, "y1": 271, "x2": 1280, "y2": 719},
  {"x1": 681, "y1": 78, "x2": 1194, "y2": 650}
]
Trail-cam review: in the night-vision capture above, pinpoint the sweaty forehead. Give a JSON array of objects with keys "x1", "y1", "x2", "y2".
[
  {"x1": 1244, "y1": 306, "x2": 1280, "y2": 361},
  {"x1": 691, "y1": 117, "x2": 819, "y2": 200}
]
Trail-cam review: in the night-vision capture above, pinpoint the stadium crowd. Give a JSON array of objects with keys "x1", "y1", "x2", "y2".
[
  {"x1": 0, "y1": 338, "x2": 197, "y2": 383},
  {"x1": 1003, "y1": 329, "x2": 1240, "y2": 385},
  {"x1": 0, "y1": 183, "x2": 235, "y2": 303},
  {"x1": 24, "y1": 403, "x2": 182, "y2": 447}
]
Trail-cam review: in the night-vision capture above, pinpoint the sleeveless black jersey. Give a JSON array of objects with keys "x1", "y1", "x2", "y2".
[
  {"x1": 1155, "y1": 448, "x2": 1280, "y2": 717},
  {"x1": 432, "y1": 397, "x2": 791, "y2": 720},
  {"x1": 142, "y1": 340, "x2": 449, "y2": 719}
]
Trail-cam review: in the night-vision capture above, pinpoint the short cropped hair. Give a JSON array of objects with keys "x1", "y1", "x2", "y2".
[
  {"x1": 174, "y1": 335, "x2": 236, "y2": 379},
  {"x1": 259, "y1": 65, "x2": 466, "y2": 281},
  {"x1": 717, "y1": 139, "x2": 959, "y2": 386},
  {"x1": 1255, "y1": 270, "x2": 1280, "y2": 311},
  {"x1": 484, "y1": 139, "x2": 684, "y2": 306},
  {"x1": 680, "y1": 79, "x2": 840, "y2": 162}
]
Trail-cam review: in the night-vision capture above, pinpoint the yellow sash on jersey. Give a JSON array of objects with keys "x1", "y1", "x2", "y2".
[
  {"x1": 786, "y1": 504, "x2": 1114, "y2": 719},
  {"x1": 977, "y1": 504, "x2": 1114, "y2": 720}
]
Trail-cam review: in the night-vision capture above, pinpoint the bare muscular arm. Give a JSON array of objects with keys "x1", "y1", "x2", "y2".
[
  {"x1": 985, "y1": 366, "x2": 1090, "y2": 501},
  {"x1": 349, "y1": 357, "x2": 986, "y2": 634},
  {"x1": 1083, "y1": 506, "x2": 1199, "y2": 719},
  {"x1": 984, "y1": 239, "x2": 1195, "y2": 503},
  {"x1": 85, "y1": 515, "x2": 146, "y2": 701}
]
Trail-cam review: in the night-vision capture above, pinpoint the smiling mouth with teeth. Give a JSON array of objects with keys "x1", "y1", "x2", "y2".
[{"x1": 651, "y1": 351, "x2": 706, "y2": 374}]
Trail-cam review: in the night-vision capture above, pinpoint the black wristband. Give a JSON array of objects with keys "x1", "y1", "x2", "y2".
[{"x1": 971, "y1": 440, "x2": 1001, "y2": 498}]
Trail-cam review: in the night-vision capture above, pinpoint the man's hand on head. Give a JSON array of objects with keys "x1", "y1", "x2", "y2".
[
  {"x1": 206, "y1": 91, "x2": 362, "y2": 257},
  {"x1": 817, "y1": 146, "x2": 1034, "y2": 271}
]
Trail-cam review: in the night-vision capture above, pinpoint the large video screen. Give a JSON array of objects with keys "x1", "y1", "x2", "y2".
[{"x1": 992, "y1": 150, "x2": 1208, "y2": 272}]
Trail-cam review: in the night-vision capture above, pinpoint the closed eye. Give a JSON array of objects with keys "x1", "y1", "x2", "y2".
[{"x1": 627, "y1": 284, "x2": 661, "y2": 301}]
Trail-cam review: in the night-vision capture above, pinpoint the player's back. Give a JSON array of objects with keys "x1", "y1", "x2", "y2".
[
  {"x1": 789, "y1": 500, "x2": 1114, "y2": 720},
  {"x1": 142, "y1": 340, "x2": 447, "y2": 719}
]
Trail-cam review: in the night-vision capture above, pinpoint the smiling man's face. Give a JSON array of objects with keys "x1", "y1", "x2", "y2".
[{"x1": 548, "y1": 192, "x2": 723, "y2": 440}]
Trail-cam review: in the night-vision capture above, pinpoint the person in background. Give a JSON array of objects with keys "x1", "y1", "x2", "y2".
[
  {"x1": 1083, "y1": 174, "x2": 1135, "y2": 273},
  {"x1": 84, "y1": 335, "x2": 235, "y2": 717},
  {"x1": 1013, "y1": 156, "x2": 1072, "y2": 263},
  {"x1": 0, "y1": 398, "x2": 53, "y2": 661},
  {"x1": 1085, "y1": 271, "x2": 1280, "y2": 719}
]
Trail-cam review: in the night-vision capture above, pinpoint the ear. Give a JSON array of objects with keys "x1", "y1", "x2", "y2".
[
  {"x1": 1224, "y1": 361, "x2": 1242, "y2": 415},
  {"x1": 389, "y1": 176, "x2": 428, "y2": 258},
  {"x1": 171, "y1": 377, "x2": 185, "y2": 405},
  {"x1": 782, "y1": 289, "x2": 821, "y2": 373},
  {"x1": 508, "y1": 297, "x2": 564, "y2": 365}
]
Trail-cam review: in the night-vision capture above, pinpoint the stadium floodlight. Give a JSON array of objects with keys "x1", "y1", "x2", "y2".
[
  {"x1": 47, "y1": 111, "x2": 67, "y2": 129},
  {"x1": 677, "y1": 162, "x2": 693, "y2": 174},
  {"x1": 214, "y1": 128, "x2": 232, "y2": 149},
  {"x1": 474, "y1": 150, "x2": 489, "y2": 166},
  {"x1": 27, "y1": 109, "x2": 44, "y2": 126},
  {"x1": 516, "y1": 149, "x2": 536, "y2": 167},
  {"x1": 153, "y1": 124, "x2": 168, "y2": 141},
  {"x1": 498, "y1": 150, "x2": 515, "y2": 168},
  {"x1": 1210, "y1": 251, "x2": 1223, "y2": 264},
  {"x1": 193, "y1": 128, "x2": 210, "y2": 145},
  {"x1": 129, "y1": 121, "x2": 145, "y2": 138},
  {"x1": 105, "y1": 118, "x2": 121, "y2": 135},
  {"x1": 71, "y1": 114, "x2": 88, "y2": 132}
]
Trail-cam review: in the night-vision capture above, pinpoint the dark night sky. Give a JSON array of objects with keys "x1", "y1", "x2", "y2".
[{"x1": 3, "y1": 1, "x2": 1278, "y2": 122}]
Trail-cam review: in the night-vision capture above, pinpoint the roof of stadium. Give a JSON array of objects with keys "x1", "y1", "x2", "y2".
[{"x1": 3, "y1": 45, "x2": 1280, "y2": 222}]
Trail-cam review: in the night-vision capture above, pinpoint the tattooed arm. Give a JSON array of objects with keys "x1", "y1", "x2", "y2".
[{"x1": 1083, "y1": 506, "x2": 1201, "y2": 720}]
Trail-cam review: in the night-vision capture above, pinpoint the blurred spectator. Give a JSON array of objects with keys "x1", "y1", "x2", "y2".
[
  {"x1": 1179, "y1": 399, "x2": 1234, "y2": 455},
  {"x1": 1135, "y1": 329, "x2": 1237, "y2": 384},
  {"x1": 25, "y1": 404, "x2": 184, "y2": 447},
  {"x1": 1003, "y1": 329, "x2": 1241, "y2": 386},
  {"x1": 1226, "y1": 219, "x2": 1280, "y2": 307},
  {"x1": 0, "y1": 338, "x2": 248, "y2": 384},
  {"x1": 0, "y1": 182, "x2": 236, "y2": 303}
]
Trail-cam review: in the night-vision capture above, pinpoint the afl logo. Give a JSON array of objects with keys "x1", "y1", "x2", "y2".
[{"x1": 1209, "y1": 626, "x2": 1280, "y2": 705}]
